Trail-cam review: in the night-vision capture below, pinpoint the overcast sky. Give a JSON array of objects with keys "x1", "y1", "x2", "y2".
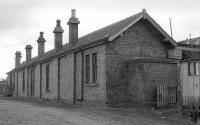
[{"x1": 0, "y1": 0, "x2": 200, "y2": 79}]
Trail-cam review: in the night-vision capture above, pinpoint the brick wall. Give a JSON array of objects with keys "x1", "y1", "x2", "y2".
[
  {"x1": 60, "y1": 54, "x2": 74, "y2": 103},
  {"x1": 24, "y1": 68, "x2": 28, "y2": 97},
  {"x1": 41, "y1": 59, "x2": 58, "y2": 100},
  {"x1": 17, "y1": 70, "x2": 23, "y2": 97},
  {"x1": 106, "y1": 20, "x2": 171, "y2": 106},
  {"x1": 75, "y1": 52, "x2": 82, "y2": 102},
  {"x1": 34, "y1": 64, "x2": 40, "y2": 98},
  {"x1": 15, "y1": 72, "x2": 17, "y2": 96},
  {"x1": 127, "y1": 62, "x2": 178, "y2": 107},
  {"x1": 12, "y1": 73, "x2": 15, "y2": 96},
  {"x1": 79, "y1": 44, "x2": 106, "y2": 104}
]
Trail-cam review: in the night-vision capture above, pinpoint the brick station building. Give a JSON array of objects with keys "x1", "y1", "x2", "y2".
[{"x1": 7, "y1": 9, "x2": 200, "y2": 107}]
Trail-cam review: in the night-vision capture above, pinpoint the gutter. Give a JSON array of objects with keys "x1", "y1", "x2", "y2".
[
  {"x1": 39, "y1": 63, "x2": 42, "y2": 98},
  {"x1": 16, "y1": 72, "x2": 18, "y2": 96},
  {"x1": 27, "y1": 68, "x2": 29, "y2": 97},
  {"x1": 81, "y1": 51, "x2": 84, "y2": 102}
]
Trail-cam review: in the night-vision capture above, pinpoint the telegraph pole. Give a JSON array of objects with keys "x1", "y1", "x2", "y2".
[{"x1": 169, "y1": 18, "x2": 173, "y2": 38}]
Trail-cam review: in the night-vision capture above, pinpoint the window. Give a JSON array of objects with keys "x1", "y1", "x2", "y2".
[
  {"x1": 85, "y1": 53, "x2": 98, "y2": 85},
  {"x1": 188, "y1": 62, "x2": 199, "y2": 76},
  {"x1": 92, "y1": 53, "x2": 97, "y2": 83},
  {"x1": 46, "y1": 64, "x2": 50, "y2": 91},
  {"x1": 86, "y1": 54, "x2": 90, "y2": 83},
  {"x1": 22, "y1": 71, "x2": 25, "y2": 92}
]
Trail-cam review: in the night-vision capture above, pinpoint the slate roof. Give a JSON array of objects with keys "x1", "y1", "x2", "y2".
[
  {"x1": 77, "y1": 11, "x2": 143, "y2": 47},
  {"x1": 8, "y1": 9, "x2": 176, "y2": 73},
  {"x1": 179, "y1": 37, "x2": 200, "y2": 45}
]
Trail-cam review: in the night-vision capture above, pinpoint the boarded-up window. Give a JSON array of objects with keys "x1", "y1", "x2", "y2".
[
  {"x1": 188, "y1": 62, "x2": 194, "y2": 76},
  {"x1": 195, "y1": 62, "x2": 199, "y2": 75},
  {"x1": 188, "y1": 62, "x2": 199, "y2": 76},
  {"x1": 22, "y1": 71, "x2": 25, "y2": 92},
  {"x1": 46, "y1": 64, "x2": 50, "y2": 90},
  {"x1": 92, "y1": 53, "x2": 97, "y2": 83},
  {"x1": 86, "y1": 54, "x2": 90, "y2": 83}
]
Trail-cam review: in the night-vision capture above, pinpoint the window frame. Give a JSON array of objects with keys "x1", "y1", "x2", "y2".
[
  {"x1": 92, "y1": 53, "x2": 97, "y2": 83},
  {"x1": 188, "y1": 62, "x2": 199, "y2": 76},
  {"x1": 84, "y1": 52, "x2": 98, "y2": 86},
  {"x1": 85, "y1": 54, "x2": 90, "y2": 84}
]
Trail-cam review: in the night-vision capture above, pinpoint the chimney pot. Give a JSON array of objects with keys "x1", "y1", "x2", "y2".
[
  {"x1": 25, "y1": 44, "x2": 32, "y2": 50},
  {"x1": 56, "y1": 19, "x2": 61, "y2": 27},
  {"x1": 72, "y1": 9, "x2": 76, "y2": 18},
  {"x1": 40, "y1": 32, "x2": 43, "y2": 37},
  {"x1": 37, "y1": 32, "x2": 46, "y2": 42},
  {"x1": 53, "y1": 19, "x2": 64, "y2": 33},
  {"x1": 15, "y1": 51, "x2": 21, "y2": 56}
]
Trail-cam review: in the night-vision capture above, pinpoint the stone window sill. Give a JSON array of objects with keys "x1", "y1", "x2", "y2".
[{"x1": 84, "y1": 82, "x2": 98, "y2": 87}]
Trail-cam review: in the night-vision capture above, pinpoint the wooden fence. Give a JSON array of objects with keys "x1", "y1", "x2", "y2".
[{"x1": 157, "y1": 84, "x2": 177, "y2": 108}]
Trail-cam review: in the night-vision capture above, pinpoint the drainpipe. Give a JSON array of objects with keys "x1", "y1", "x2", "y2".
[
  {"x1": 16, "y1": 72, "x2": 18, "y2": 96},
  {"x1": 39, "y1": 63, "x2": 42, "y2": 98},
  {"x1": 32, "y1": 67, "x2": 35, "y2": 97},
  {"x1": 81, "y1": 51, "x2": 84, "y2": 102},
  {"x1": 57, "y1": 57, "x2": 60, "y2": 102},
  {"x1": 73, "y1": 53, "x2": 76, "y2": 104},
  {"x1": 27, "y1": 68, "x2": 29, "y2": 97}
]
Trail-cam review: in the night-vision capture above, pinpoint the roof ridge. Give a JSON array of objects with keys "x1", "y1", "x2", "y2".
[{"x1": 78, "y1": 11, "x2": 143, "y2": 40}]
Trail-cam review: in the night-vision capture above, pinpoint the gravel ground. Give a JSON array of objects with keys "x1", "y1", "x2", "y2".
[{"x1": 0, "y1": 97, "x2": 196, "y2": 125}]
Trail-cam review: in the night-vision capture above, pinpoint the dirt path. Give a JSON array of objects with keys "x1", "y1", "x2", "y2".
[{"x1": 0, "y1": 97, "x2": 195, "y2": 125}]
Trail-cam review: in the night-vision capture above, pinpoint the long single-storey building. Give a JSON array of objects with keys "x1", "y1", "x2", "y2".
[{"x1": 7, "y1": 9, "x2": 200, "y2": 107}]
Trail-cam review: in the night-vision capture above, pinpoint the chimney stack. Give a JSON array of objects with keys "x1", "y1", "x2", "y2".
[
  {"x1": 25, "y1": 45, "x2": 32, "y2": 62},
  {"x1": 15, "y1": 51, "x2": 22, "y2": 67},
  {"x1": 53, "y1": 19, "x2": 64, "y2": 52},
  {"x1": 67, "y1": 9, "x2": 80, "y2": 48},
  {"x1": 37, "y1": 32, "x2": 46, "y2": 57}
]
